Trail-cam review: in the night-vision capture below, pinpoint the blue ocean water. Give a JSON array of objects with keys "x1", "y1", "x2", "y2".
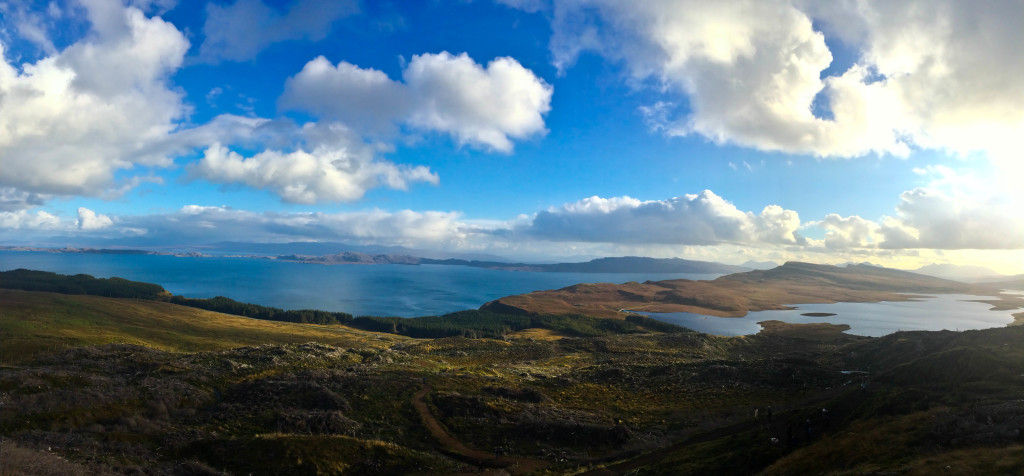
[{"x1": 0, "y1": 251, "x2": 718, "y2": 317}]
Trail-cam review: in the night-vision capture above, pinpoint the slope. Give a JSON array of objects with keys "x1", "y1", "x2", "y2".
[{"x1": 0, "y1": 289, "x2": 400, "y2": 363}]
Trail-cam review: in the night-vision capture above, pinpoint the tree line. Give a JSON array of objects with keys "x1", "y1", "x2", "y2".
[
  {"x1": 168, "y1": 295, "x2": 354, "y2": 325},
  {"x1": 0, "y1": 269, "x2": 167, "y2": 299}
]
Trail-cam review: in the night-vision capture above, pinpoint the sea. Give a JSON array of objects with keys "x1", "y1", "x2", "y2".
[
  {"x1": 3, "y1": 250, "x2": 1020, "y2": 337},
  {"x1": 0, "y1": 250, "x2": 716, "y2": 317}
]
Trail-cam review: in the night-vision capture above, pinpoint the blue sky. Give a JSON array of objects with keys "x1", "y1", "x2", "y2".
[{"x1": 1, "y1": 0, "x2": 1023, "y2": 273}]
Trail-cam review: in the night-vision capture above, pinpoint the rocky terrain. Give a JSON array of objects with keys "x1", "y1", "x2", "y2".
[
  {"x1": 3, "y1": 263, "x2": 1024, "y2": 474},
  {"x1": 2, "y1": 287, "x2": 1024, "y2": 474}
]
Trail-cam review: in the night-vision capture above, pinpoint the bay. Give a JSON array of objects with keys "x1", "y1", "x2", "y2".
[
  {"x1": 640, "y1": 294, "x2": 1021, "y2": 337},
  {"x1": 0, "y1": 250, "x2": 718, "y2": 317}
]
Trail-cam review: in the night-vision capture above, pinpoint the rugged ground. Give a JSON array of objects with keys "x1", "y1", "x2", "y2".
[{"x1": 3, "y1": 286, "x2": 1024, "y2": 474}]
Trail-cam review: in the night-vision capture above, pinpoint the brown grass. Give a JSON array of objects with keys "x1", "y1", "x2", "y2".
[
  {"x1": 505, "y1": 328, "x2": 565, "y2": 340},
  {"x1": 0, "y1": 289, "x2": 403, "y2": 362},
  {"x1": 484, "y1": 263, "x2": 1006, "y2": 320}
]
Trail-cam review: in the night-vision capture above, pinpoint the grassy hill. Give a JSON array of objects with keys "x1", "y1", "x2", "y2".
[
  {"x1": 483, "y1": 261, "x2": 1013, "y2": 318},
  {"x1": 3, "y1": 288, "x2": 1024, "y2": 474},
  {"x1": 0, "y1": 289, "x2": 400, "y2": 363}
]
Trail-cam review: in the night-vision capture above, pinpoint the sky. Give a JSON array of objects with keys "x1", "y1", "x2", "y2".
[{"x1": 1, "y1": 0, "x2": 1023, "y2": 274}]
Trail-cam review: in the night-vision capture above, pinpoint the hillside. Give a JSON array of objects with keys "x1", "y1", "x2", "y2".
[
  {"x1": 0, "y1": 289, "x2": 399, "y2": 363},
  {"x1": 3, "y1": 290, "x2": 1024, "y2": 474},
  {"x1": 483, "y1": 261, "x2": 1007, "y2": 318},
  {"x1": 984, "y1": 275, "x2": 1024, "y2": 290}
]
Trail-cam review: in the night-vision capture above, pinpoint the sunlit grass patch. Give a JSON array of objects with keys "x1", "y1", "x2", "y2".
[{"x1": 0, "y1": 289, "x2": 398, "y2": 362}]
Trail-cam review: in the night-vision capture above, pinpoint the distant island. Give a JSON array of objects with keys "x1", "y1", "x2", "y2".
[{"x1": 0, "y1": 245, "x2": 209, "y2": 258}]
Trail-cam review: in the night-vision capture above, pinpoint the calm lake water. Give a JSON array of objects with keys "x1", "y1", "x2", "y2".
[
  {"x1": 639, "y1": 294, "x2": 1021, "y2": 337},
  {"x1": 0, "y1": 250, "x2": 717, "y2": 317}
]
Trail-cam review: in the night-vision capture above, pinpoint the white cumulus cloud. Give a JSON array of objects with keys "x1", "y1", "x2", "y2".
[
  {"x1": 805, "y1": 166, "x2": 1024, "y2": 251},
  {"x1": 522, "y1": 190, "x2": 805, "y2": 246},
  {"x1": 811, "y1": 214, "x2": 882, "y2": 249},
  {"x1": 881, "y1": 187, "x2": 1024, "y2": 250},
  {"x1": 279, "y1": 57, "x2": 412, "y2": 134},
  {"x1": 281, "y1": 52, "x2": 553, "y2": 152},
  {"x1": 189, "y1": 124, "x2": 439, "y2": 204},
  {"x1": 0, "y1": 209, "x2": 62, "y2": 231},
  {"x1": 76, "y1": 207, "x2": 113, "y2": 230},
  {"x1": 0, "y1": 3, "x2": 188, "y2": 200}
]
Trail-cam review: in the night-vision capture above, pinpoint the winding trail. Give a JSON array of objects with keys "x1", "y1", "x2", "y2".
[{"x1": 412, "y1": 383, "x2": 551, "y2": 475}]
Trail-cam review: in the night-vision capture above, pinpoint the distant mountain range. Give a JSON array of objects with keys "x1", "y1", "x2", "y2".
[
  {"x1": 419, "y1": 256, "x2": 750, "y2": 274},
  {"x1": 740, "y1": 260, "x2": 778, "y2": 270},
  {"x1": 275, "y1": 253, "x2": 750, "y2": 275},
  {"x1": 205, "y1": 241, "x2": 508, "y2": 261}
]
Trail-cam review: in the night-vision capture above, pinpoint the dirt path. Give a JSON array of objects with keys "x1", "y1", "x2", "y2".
[{"x1": 412, "y1": 383, "x2": 551, "y2": 475}]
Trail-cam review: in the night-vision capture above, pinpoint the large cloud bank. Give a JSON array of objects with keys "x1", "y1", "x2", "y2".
[{"x1": 549, "y1": 0, "x2": 1024, "y2": 166}]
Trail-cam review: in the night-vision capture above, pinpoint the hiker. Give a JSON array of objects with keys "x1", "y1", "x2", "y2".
[
  {"x1": 821, "y1": 408, "x2": 830, "y2": 429},
  {"x1": 754, "y1": 407, "x2": 760, "y2": 419},
  {"x1": 767, "y1": 405, "x2": 772, "y2": 420}
]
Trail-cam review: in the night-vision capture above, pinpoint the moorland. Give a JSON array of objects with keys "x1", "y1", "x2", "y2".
[
  {"x1": 484, "y1": 262, "x2": 1024, "y2": 319},
  {"x1": 2, "y1": 264, "x2": 1024, "y2": 475}
]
